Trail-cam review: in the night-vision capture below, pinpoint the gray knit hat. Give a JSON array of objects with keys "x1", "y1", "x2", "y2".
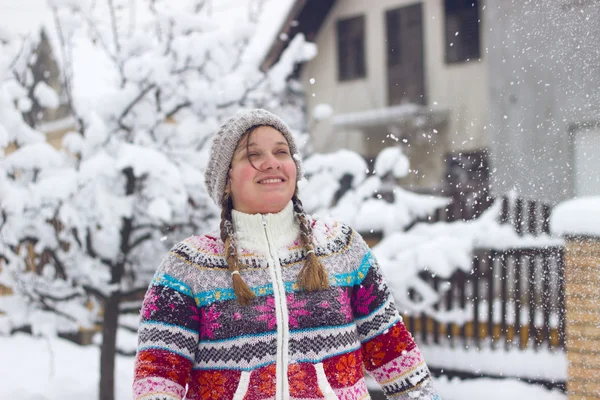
[{"x1": 204, "y1": 109, "x2": 303, "y2": 207}]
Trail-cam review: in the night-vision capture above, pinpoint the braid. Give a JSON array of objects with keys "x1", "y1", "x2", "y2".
[
  {"x1": 292, "y1": 194, "x2": 330, "y2": 291},
  {"x1": 220, "y1": 191, "x2": 256, "y2": 305}
]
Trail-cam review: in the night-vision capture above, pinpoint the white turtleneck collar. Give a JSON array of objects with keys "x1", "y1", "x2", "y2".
[{"x1": 231, "y1": 201, "x2": 300, "y2": 253}]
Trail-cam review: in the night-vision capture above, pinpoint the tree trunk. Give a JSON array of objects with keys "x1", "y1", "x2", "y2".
[{"x1": 99, "y1": 294, "x2": 120, "y2": 400}]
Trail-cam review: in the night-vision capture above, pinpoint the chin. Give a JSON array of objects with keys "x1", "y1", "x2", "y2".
[{"x1": 260, "y1": 196, "x2": 292, "y2": 213}]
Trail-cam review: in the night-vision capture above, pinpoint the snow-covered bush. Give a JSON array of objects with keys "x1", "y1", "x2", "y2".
[{"x1": 302, "y1": 143, "x2": 563, "y2": 318}]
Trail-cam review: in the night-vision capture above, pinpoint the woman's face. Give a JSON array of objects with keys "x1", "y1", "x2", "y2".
[{"x1": 228, "y1": 125, "x2": 297, "y2": 214}]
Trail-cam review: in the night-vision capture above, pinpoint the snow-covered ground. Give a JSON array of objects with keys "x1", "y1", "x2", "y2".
[{"x1": 0, "y1": 333, "x2": 566, "y2": 400}]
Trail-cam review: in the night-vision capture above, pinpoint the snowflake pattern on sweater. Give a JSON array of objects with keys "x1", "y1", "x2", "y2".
[{"x1": 133, "y1": 206, "x2": 440, "y2": 400}]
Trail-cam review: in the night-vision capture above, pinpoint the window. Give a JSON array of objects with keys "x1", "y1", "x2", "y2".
[
  {"x1": 444, "y1": 0, "x2": 481, "y2": 63},
  {"x1": 386, "y1": 9, "x2": 402, "y2": 67},
  {"x1": 385, "y1": 4, "x2": 426, "y2": 105},
  {"x1": 336, "y1": 15, "x2": 366, "y2": 81}
]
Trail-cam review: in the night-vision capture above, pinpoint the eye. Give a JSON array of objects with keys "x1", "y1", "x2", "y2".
[
  {"x1": 276, "y1": 149, "x2": 289, "y2": 155},
  {"x1": 247, "y1": 152, "x2": 259, "y2": 157}
]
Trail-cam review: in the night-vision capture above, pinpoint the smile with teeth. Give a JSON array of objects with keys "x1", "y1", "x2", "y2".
[{"x1": 259, "y1": 178, "x2": 284, "y2": 184}]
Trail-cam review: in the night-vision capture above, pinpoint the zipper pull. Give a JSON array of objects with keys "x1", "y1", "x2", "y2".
[{"x1": 262, "y1": 216, "x2": 267, "y2": 227}]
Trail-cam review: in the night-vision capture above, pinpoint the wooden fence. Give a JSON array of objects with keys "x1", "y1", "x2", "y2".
[
  {"x1": 410, "y1": 194, "x2": 565, "y2": 346},
  {"x1": 404, "y1": 247, "x2": 566, "y2": 351},
  {"x1": 396, "y1": 194, "x2": 566, "y2": 390}
]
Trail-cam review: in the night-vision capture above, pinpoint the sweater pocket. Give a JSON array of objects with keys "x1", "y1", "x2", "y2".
[{"x1": 314, "y1": 362, "x2": 340, "y2": 400}]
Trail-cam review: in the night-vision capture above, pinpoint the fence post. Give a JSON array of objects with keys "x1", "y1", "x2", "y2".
[{"x1": 564, "y1": 236, "x2": 600, "y2": 399}]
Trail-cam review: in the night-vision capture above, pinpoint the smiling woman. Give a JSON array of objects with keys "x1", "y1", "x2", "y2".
[
  {"x1": 228, "y1": 125, "x2": 297, "y2": 215},
  {"x1": 133, "y1": 109, "x2": 441, "y2": 400}
]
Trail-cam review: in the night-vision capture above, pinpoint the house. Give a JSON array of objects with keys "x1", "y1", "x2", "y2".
[{"x1": 263, "y1": 0, "x2": 600, "y2": 204}]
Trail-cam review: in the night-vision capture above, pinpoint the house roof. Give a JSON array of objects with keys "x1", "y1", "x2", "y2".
[{"x1": 260, "y1": 0, "x2": 337, "y2": 72}]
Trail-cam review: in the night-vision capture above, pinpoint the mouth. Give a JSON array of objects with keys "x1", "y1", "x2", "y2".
[{"x1": 258, "y1": 178, "x2": 285, "y2": 184}]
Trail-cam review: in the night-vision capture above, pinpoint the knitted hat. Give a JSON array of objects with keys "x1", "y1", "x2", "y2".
[{"x1": 204, "y1": 109, "x2": 303, "y2": 207}]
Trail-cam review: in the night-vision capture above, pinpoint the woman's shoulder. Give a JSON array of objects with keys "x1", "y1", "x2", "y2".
[
  {"x1": 165, "y1": 232, "x2": 227, "y2": 266},
  {"x1": 178, "y1": 232, "x2": 225, "y2": 254},
  {"x1": 309, "y1": 215, "x2": 368, "y2": 252}
]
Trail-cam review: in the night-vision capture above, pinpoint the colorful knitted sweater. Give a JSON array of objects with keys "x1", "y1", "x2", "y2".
[{"x1": 133, "y1": 202, "x2": 440, "y2": 400}]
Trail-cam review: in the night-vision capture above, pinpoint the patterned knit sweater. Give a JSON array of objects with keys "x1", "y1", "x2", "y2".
[{"x1": 133, "y1": 202, "x2": 440, "y2": 400}]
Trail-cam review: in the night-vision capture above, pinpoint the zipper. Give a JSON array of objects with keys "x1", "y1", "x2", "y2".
[{"x1": 262, "y1": 216, "x2": 289, "y2": 399}]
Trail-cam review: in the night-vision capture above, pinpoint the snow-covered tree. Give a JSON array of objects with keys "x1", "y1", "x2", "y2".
[{"x1": 0, "y1": 1, "x2": 315, "y2": 399}]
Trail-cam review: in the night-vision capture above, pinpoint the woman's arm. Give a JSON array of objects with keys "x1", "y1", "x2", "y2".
[
  {"x1": 350, "y1": 235, "x2": 441, "y2": 399},
  {"x1": 133, "y1": 251, "x2": 200, "y2": 400}
]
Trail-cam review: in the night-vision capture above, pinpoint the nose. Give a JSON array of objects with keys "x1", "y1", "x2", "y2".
[{"x1": 261, "y1": 153, "x2": 281, "y2": 170}]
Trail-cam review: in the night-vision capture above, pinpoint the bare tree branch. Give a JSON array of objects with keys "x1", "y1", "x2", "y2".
[
  {"x1": 128, "y1": 233, "x2": 153, "y2": 252},
  {"x1": 8, "y1": 33, "x2": 31, "y2": 71},
  {"x1": 82, "y1": 284, "x2": 108, "y2": 302},
  {"x1": 165, "y1": 101, "x2": 191, "y2": 120},
  {"x1": 34, "y1": 287, "x2": 83, "y2": 303},
  {"x1": 117, "y1": 83, "x2": 157, "y2": 127},
  {"x1": 107, "y1": 0, "x2": 121, "y2": 55}
]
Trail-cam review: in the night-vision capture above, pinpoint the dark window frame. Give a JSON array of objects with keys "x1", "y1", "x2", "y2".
[
  {"x1": 444, "y1": 0, "x2": 481, "y2": 64},
  {"x1": 385, "y1": 8, "x2": 403, "y2": 68},
  {"x1": 336, "y1": 15, "x2": 367, "y2": 81}
]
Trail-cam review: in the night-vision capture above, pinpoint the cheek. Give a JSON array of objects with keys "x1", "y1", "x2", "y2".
[
  {"x1": 284, "y1": 160, "x2": 297, "y2": 182},
  {"x1": 231, "y1": 164, "x2": 256, "y2": 187}
]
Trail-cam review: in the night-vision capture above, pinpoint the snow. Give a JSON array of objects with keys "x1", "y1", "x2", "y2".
[
  {"x1": 0, "y1": 0, "x2": 313, "y2": 340},
  {"x1": 300, "y1": 149, "x2": 369, "y2": 211},
  {"x1": 147, "y1": 197, "x2": 173, "y2": 222},
  {"x1": 374, "y1": 146, "x2": 410, "y2": 178},
  {"x1": 0, "y1": 334, "x2": 566, "y2": 400},
  {"x1": 37, "y1": 116, "x2": 76, "y2": 134},
  {"x1": 405, "y1": 201, "x2": 564, "y2": 251},
  {"x1": 550, "y1": 196, "x2": 600, "y2": 237},
  {"x1": 419, "y1": 345, "x2": 566, "y2": 381},
  {"x1": 332, "y1": 104, "x2": 422, "y2": 128},
  {"x1": 366, "y1": 374, "x2": 565, "y2": 400},
  {"x1": 267, "y1": 33, "x2": 317, "y2": 93},
  {"x1": 332, "y1": 104, "x2": 448, "y2": 129},
  {"x1": 0, "y1": 0, "x2": 54, "y2": 36},
  {"x1": 313, "y1": 103, "x2": 334, "y2": 121},
  {"x1": 4, "y1": 142, "x2": 63, "y2": 171},
  {"x1": 241, "y1": 0, "x2": 296, "y2": 67},
  {"x1": 33, "y1": 81, "x2": 60, "y2": 109},
  {"x1": 433, "y1": 376, "x2": 566, "y2": 400},
  {"x1": 0, "y1": 334, "x2": 134, "y2": 400},
  {"x1": 369, "y1": 199, "x2": 564, "y2": 313},
  {"x1": 0, "y1": 3, "x2": 575, "y2": 400}
]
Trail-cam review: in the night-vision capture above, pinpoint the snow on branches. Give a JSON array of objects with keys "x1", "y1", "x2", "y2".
[{"x1": 0, "y1": 0, "x2": 314, "y2": 339}]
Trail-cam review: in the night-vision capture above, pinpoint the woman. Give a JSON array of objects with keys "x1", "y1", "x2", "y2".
[{"x1": 133, "y1": 109, "x2": 440, "y2": 400}]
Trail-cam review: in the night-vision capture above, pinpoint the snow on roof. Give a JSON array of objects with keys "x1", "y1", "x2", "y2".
[
  {"x1": 550, "y1": 196, "x2": 600, "y2": 237},
  {"x1": 332, "y1": 104, "x2": 449, "y2": 129}
]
